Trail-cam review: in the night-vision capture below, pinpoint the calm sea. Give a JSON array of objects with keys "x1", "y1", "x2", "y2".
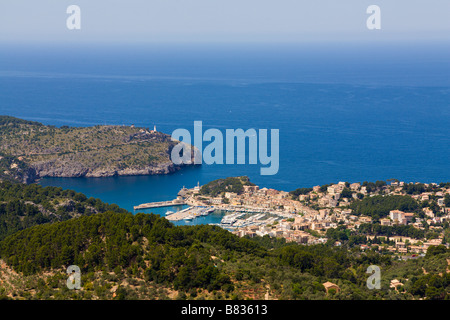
[{"x1": 1, "y1": 42, "x2": 449, "y2": 224}]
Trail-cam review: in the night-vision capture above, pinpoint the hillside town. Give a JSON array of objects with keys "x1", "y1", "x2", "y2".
[{"x1": 176, "y1": 179, "x2": 450, "y2": 256}]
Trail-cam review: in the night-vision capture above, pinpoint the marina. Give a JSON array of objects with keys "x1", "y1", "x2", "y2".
[
  {"x1": 163, "y1": 202, "x2": 286, "y2": 230},
  {"x1": 131, "y1": 181, "x2": 298, "y2": 228},
  {"x1": 133, "y1": 199, "x2": 186, "y2": 210},
  {"x1": 165, "y1": 206, "x2": 215, "y2": 221}
]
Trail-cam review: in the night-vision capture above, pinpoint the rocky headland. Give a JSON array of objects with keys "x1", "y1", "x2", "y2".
[{"x1": 0, "y1": 116, "x2": 195, "y2": 183}]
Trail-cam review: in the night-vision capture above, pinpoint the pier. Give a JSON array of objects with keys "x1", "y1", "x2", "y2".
[
  {"x1": 165, "y1": 206, "x2": 215, "y2": 221},
  {"x1": 133, "y1": 199, "x2": 186, "y2": 210}
]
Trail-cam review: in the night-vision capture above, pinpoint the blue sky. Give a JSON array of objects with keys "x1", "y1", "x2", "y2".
[{"x1": 0, "y1": 0, "x2": 449, "y2": 43}]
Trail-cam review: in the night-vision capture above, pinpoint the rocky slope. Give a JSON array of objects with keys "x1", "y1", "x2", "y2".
[{"x1": 31, "y1": 159, "x2": 179, "y2": 178}]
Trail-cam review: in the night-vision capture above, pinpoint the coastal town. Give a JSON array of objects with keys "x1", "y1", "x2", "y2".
[{"x1": 164, "y1": 178, "x2": 450, "y2": 256}]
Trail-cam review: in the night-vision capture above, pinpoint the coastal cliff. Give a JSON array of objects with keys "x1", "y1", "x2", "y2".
[
  {"x1": 0, "y1": 116, "x2": 195, "y2": 183},
  {"x1": 31, "y1": 159, "x2": 179, "y2": 178}
]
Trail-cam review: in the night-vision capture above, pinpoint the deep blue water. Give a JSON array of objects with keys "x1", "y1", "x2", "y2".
[{"x1": 0, "y1": 42, "x2": 449, "y2": 221}]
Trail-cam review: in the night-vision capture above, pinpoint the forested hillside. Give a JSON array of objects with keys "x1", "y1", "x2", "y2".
[
  {"x1": 200, "y1": 176, "x2": 255, "y2": 197},
  {"x1": 0, "y1": 181, "x2": 126, "y2": 241},
  {"x1": 349, "y1": 195, "x2": 420, "y2": 220},
  {"x1": 0, "y1": 182, "x2": 449, "y2": 300}
]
